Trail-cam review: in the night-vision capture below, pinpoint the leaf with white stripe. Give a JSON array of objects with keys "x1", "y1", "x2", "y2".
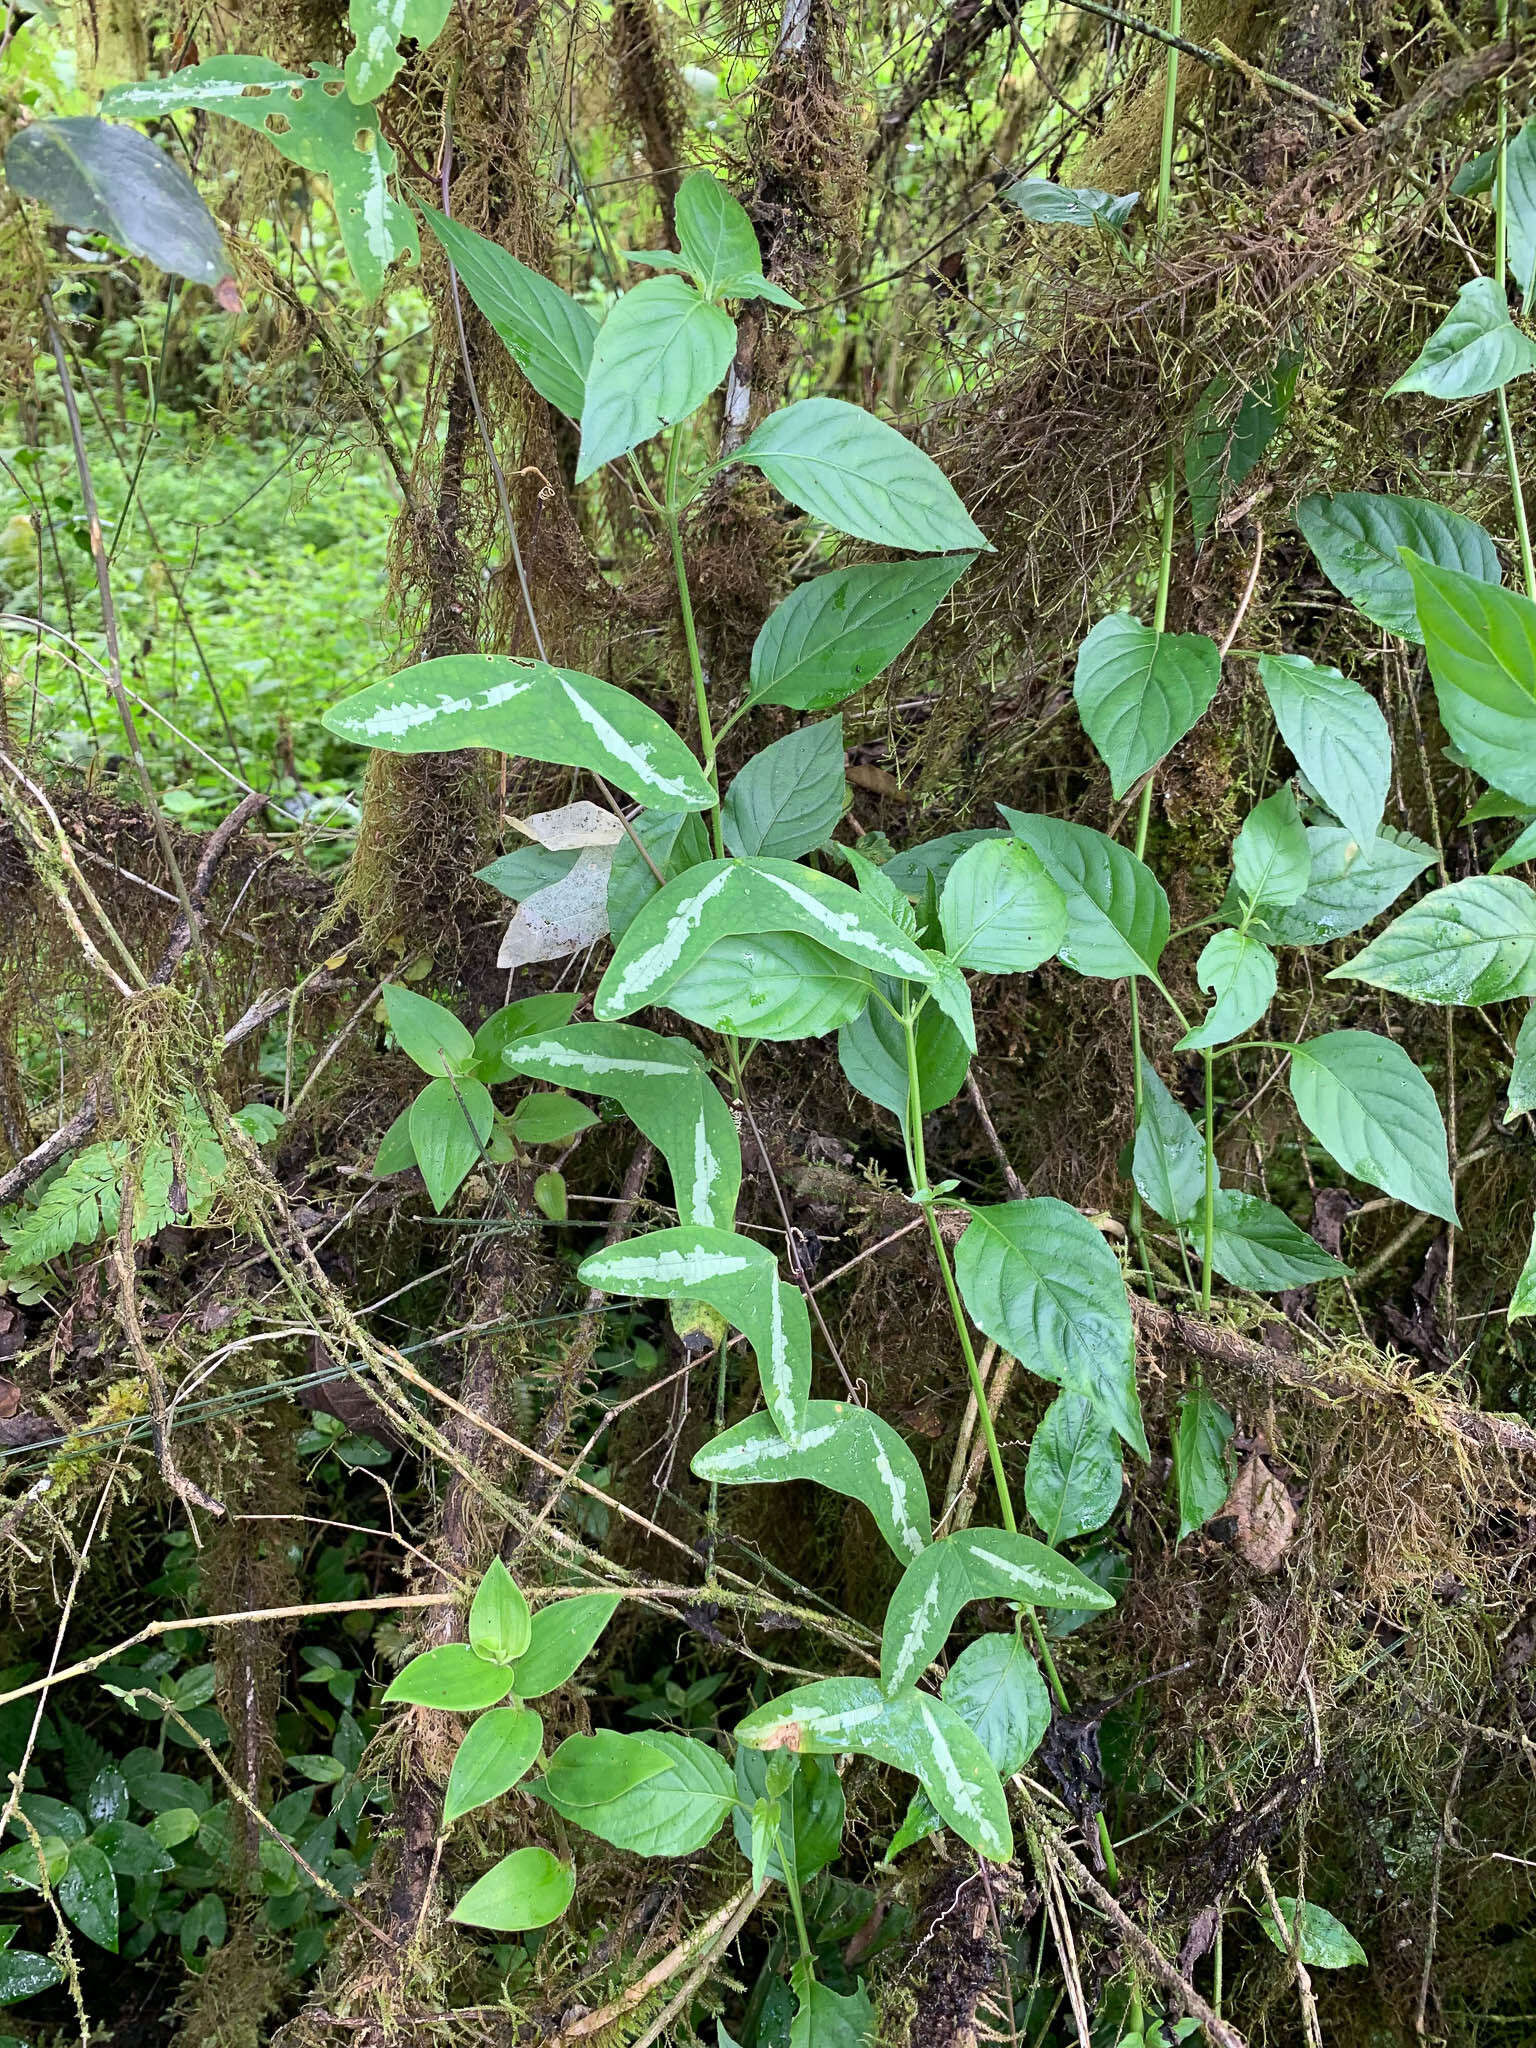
[
  {"x1": 734, "y1": 1678, "x2": 1012, "y2": 1862},
  {"x1": 323, "y1": 657, "x2": 715, "y2": 812},
  {"x1": 579, "y1": 1226, "x2": 809, "y2": 1437},
  {"x1": 595, "y1": 856, "x2": 936, "y2": 1020},
  {"x1": 880, "y1": 1527, "x2": 1115, "y2": 1694},
  {"x1": 691, "y1": 1401, "x2": 932, "y2": 1564},
  {"x1": 499, "y1": 1024, "x2": 740, "y2": 1229}
]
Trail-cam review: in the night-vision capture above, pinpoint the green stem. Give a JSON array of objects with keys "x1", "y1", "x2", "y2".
[
  {"x1": 1156, "y1": 0, "x2": 1183, "y2": 234},
  {"x1": 663, "y1": 428, "x2": 725, "y2": 856},
  {"x1": 1200, "y1": 1049, "x2": 1217, "y2": 1312},
  {"x1": 779, "y1": 1839, "x2": 815, "y2": 1964},
  {"x1": 1494, "y1": 1, "x2": 1536, "y2": 600}
]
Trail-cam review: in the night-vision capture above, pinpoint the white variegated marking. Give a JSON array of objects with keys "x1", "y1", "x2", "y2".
[
  {"x1": 592, "y1": 1247, "x2": 754, "y2": 1289},
  {"x1": 871, "y1": 1432, "x2": 926, "y2": 1558},
  {"x1": 889, "y1": 1569, "x2": 944, "y2": 1691},
  {"x1": 609, "y1": 868, "x2": 733, "y2": 1009},
  {"x1": 698, "y1": 1423, "x2": 837, "y2": 1474},
  {"x1": 757, "y1": 869, "x2": 929, "y2": 976},
  {"x1": 689, "y1": 1101, "x2": 722, "y2": 1226},
  {"x1": 558, "y1": 678, "x2": 700, "y2": 802},
  {"x1": 349, "y1": 672, "x2": 533, "y2": 742},
  {"x1": 967, "y1": 1543, "x2": 1055, "y2": 1597},
  {"x1": 763, "y1": 1280, "x2": 796, "y2": 1418},
  {"x1": 514, "y1": 1040, "x2": 690, "y2": 1080},
  {"x1": 800, "y1": 1700, "x2": 886, "y2": 1739},
  {"x1": 360, "y1": 157, "x2": 396, "y2": 265},
  {"x1": 917, "y1": 1702, "x2": 987, "y2": 1828}
]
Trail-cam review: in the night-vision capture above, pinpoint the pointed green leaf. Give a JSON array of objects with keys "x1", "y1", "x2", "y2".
[
  {"x1": 735, "y1": 397, "x2": 988, "y2": 554},
  {"x1": 881, "y1": 1526, "x2": 1114, "y2": 1692},
  {"x1": 1389, "y1": 276, "x2": 1536, "y2": 399},
  {"x1": 735, "y1": 1677, "x2": 1012, "y2": 1861},
  {"x1": 1504, "y1": 120, "x2": 1536, "y2": 309},
  {"x1": 1258, "y1": 652, "x2": 1391, "y2": 845},
  {"x1": 940, "y1": 1632, "x2": 1051, "y2": 1776},
  {"x1": 939, "y1": 838, "x2": 1066, "y2": 973},
  {"x1": 1199, "y1": 1190, "x2": 1349, "y2": 1291},
  {"x1": 1132, "y1": 1064, "x2": 1204, "y2": 1224},
  {"x1": 1492, "y1": 817, "x2": 1536, "y2": 871},
  {"x1": 722, "y1": 720, "x2": 846, "y2": 858},
  {"x1": 1001, "y1": 180, "x2": 1138, "y2": 226},
  {"x1": 539, "y1": 1730, "x2": 669, "y2": 1808},
  {"x1": 1331, "y1": 875, "x2": 1536, "y2": 1005},
  {"x1": 1287, "y1": 1029, "x2": 1457, "y2": 1222},
  {"x1": 409, "y1": 1075, "x2": 493, "y2": 1211},
  {"x1": 1175, "y1": 929, "x2": 1277, "y2": 1049},
  {"x1": 1174, "y1": 1384, "x2": 1233, "y2": 1541},
  {"x1": 1024, "y1": 1394, "x2": 1122, "y2": 1545},
  {"x1": 469, "y1": 992, "x2": 581, "y2": 1080},
  {"x1": 1508, "y1": 1004, "x2": 1536, "y2": 1121},
  {"x1": 382, "y1": 984, "x2": 475, "y2": 1074},
  {"x1": 838, "y1": 976, "x2": 969, "y2": 1131},
  {"x1": 59, "y1": 1842, "x2": 116, "y2": 1952},
  {"x1": 577, "y1": 276, "x2": 735, "y2": 480},
  {"x1": 1072, "y1": 615, "x2": 1222, "y2": 797},
  {"x1": 1233, "y1": 786, "x2": 1311, "y2": 910},
  {"x1": 451, "y1": 1846, "x2": 574, "y2": 1931},
  {"x1": 674, "y1": 170, "x2": 762, "y2": 297},
  {"x1": 511, "y1": 1594, "x2": 621, "y2": 1699},
  {"x1": 383, "y1": 1643, "x2": 514, "y2": 1711},
  {"x1": 507, "y1": 1091, "x2": 599, "y2": 1144},
  {"x1": 733, "y1": 1750, "x2": 845, "y2": 1887},
  {"x1": 789, "y1": 1960, "x2": 874, "y2": 2048},
  {"x1": 1258, "y1": 1899, "x2": 1367, "y2": 1968},
  {"x1": 1295, "y1": 492, "x2": 1501, "y2": 645},
  {"x1": 373, "y1": 1107, "x2": 416, "y2": 1177},
  {"x1": 536, "y1": 1731, "x2": 733, "y2": 1856},
  {"x1": 1000, "y1": 810, "x2": 1169, "y2": 980},
  {"x1": 468, "y1": 1559, "x2": 531, "y2": 1665},
  {"x1": 748, "y1": 557, "x2": 975, "y2": 711},
  {"x1": 419, "y1": 205, "x2": 597, "y2": 419},
  {"x1": 954, "y1": 1199, "x2": 1147, "y2": 1456},
  {"x1": 691, "y1": 1400, "x2": 933, "y2": 1564},
  {"x1": 1239, "y1": 825, "x2": 1436, "y2": 945},
  {"x1": 442, "y1": 1706, "x2": 544, "y2": 1823},
  {"x1": 579, "y1": 1226, "x2": 809, "y2": 1437},
  {"x1": 1509, "y1": 1210, "x2": 1536, "y2": 1320},
  {"x1": 1404, "y1": 553, "x2": 1536, "y2": 802},
  {"x1": 882, "y1": 830, "x2": 1006, "y2": 896},
  {"x1": 323, "y1": 656, "x2": 715, "y2": 811}
]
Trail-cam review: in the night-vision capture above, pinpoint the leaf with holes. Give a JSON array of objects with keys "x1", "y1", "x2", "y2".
[
  {"x1": 692, "y1": 1400, "x2": 932, "y2": 1564},
  {"x1": 344, "y1": 0, "x2": 451, "y2": 101},
  {"x1": 104, "y1": 62, "x2": 417, "y2": 298},
  {"x1": 1389, "y1": 276, "x2": 1536, "y2": 399},
  {"x1": 1287, "y1": 1029, "x2": 1457, "y2": 1222},
  {"x1": 1072, "y1": 615, "x2": 1222, "y2": 797},
  {"x1": 1403, "y1": 555, "x2": 1536, "y2": 805},
  {"x1": 954, "y1": 1199, "x2": 1147, "y2": 1456},
  {"x1": 735, "y1": 1678, "x2": 1012, "y2": 1861},
  {"x1": 939, "y1": 838, "x2": 1066, "y2": 973},
  {"x1": 408, "y1": 1076, "x2": 493, "y2": 1212},
  {"x1": 1199, "y1": 1191, "x2": 1349, "y2": 1291},
  {"x1": 577, "y1": 276, "x2": 735, "y2": 479},
  {"x1": 1025, "y1": 1394, "x2": 1123, "y2": 1545},
  {"x1": 579, "y1": 1226, "x2": 809, "y2": 1438},
  {"x1": 1331, "y1": 876, "x2": 1536, "y2": 1005},
  {"x1": 881, "y1": 1527, "x2": 1114, "y2": 1693},
  {"x1": 419, "y1": 206, "x2": 597, "y2": 419},
  {"x1": 736, "y1": 398, "x2": 988, "y2": 553},
  {"x1": 748, "y1": 556, "x2": 975, "y2": 711},
  {"x1": 999, "y1": 810, "x2": 1170, "y2": 981},
  {"x1": 1132, "y1": 1063, "x2": 1204, "y2": 1225},
  {"x1": 723, "y1": 720, "x2": 846, "y2": 858},
  {"x1": 324, "y1": 656, "x2": 715, "y2": 811},
  {"x1": 1295, "y1": 492, "x2": 1501, "y2": 644},
  {"x1": 1175, "y1": 929, "x2": 1277, "y2": 1050},
  {"x1": 1258, "y1": 652, "x2": 1391, "y2": 845}
]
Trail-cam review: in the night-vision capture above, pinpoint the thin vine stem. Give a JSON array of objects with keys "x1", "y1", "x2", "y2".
[
  {"x1": 1494, "y1": 0, "x2": 1536, "y2": 599},
  {"x1": 663, "y1": 426, "x2": 725, "y2": 856},
  {"x1": 1200, "y1": 1048, "x2": 1217, "y2": 1311},
  {"x1": 1156, "y1": 0, "x2": 1183, "y2": 234}
]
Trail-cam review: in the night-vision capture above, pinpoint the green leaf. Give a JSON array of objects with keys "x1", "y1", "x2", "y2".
[
  {"x1": 666, "y1": 931, "x2": 877, "y2": 1040},
  {"x1": 382, "y1": 984, "x2": 475, "y2": 1075},
  {"x1": 735, "y1": 397, "x2": 988, "y2": 554},
  {"x1": 0, "y1": 1937, "x2": 62, "y2": 2004},
  {"x1": 511, "y1": 1594, "x2": 621, "y2": 1698},
  {"x1": 103, "y1": 62, "x2": 417, "y2": 299},
  {"x1": 940, "y1": 1632, "x2": 1052, "y2": 1776},
  {"x1": 732, "y1": 1750, "x2": 845, "y2": 1886},
  {"x1": 477, "y1": 845, "x2": 580, "y2": 900},
  {"x1": 1000, "y1": 811, "x2": 1170, "y2": 981},
  {"x1": 748, "y1": 557, "x2": 975, "y2": 712},
  {"x1": 382, "y1": 1644, "x2": 515, "y2": 1712},
  {"x1": 10, "y1": 1798, "x2": 85, "y2": 1846},
  {"x1": 419, "y1": 205, "x2": 597, "y2": 420},
  {"x1": 344, "y1": 0, "x2": 451, "y2": 101},
  {"x1": 1132, "y1": 1064, "x2": 1204, "y2": 1225},
  {"x1": 1175, "y1": 929, "x2": 1277, "y2": 1050},
  {"x1": 1233, "y1": 786, "x2": 1310, "y2": 910},
  {"x1": 1287, "y1": 1029, "x2": 1457, "y2": 1222},
  {"x1": 1239, "y1": 825, "x2": 1436, "y2": 946},
  {"x1": 691, "y1": 1400, "x2": 933, "y2": 1564},
  {"x1": 1388, "y1": 276, "x2": 1536, "y2": 399},
  {"x1": 1509, "y1": 1004, "x2": 1536, "y2": 1121},
  {"x1": 596, "y1": 856, "x2": 937, "y2": 1020},
  {"x1": 409, "y1": 1075, "x2": 494, "y2": 1212},
  {"x1": 468, "y1": 992, "x2": 581, "y2": 1080},
  {"x1": 539, "y1": 1729, "x2": 670, "y2": 1808},
  {"x1": 1201, "y1": 1191, "x2": 1349, "y2": 1291},
  {"x1": 882, "y1": 830, "x2": 1006, "y2": 896},
  {"x1": 1453, "y1": 146, "x2": 1496, "y2": 196},
  {"x1": 1174, "y1": 1384, "x2": 1233, "y2": 1541},
  {"x1": 4, "y1": 117, "x2": 232, "y2": 291},
  {"x1": 735, "y1": 1677, "x2": 1012, "y2": 1861},
  {"x1": 468, "y1": 1559, "x2": 531, "y2": 1665},
  {"x1": 607, "y1": 808, "x2": 710, "y2": 942},
  {"x1": 323, "y1": 656, "x2": 715, "y2": 811},
  {"x1": 1506, "y1": 120, "x2": 1536, "y2": 309},
  {"x1": 501, "y1": 1024, "x2": 741, "y2": 1229},
  {"x1": 1330, "y1": 875, "x2": 1536, "y2": 1004},
  {"x1": 1257, "y1": 652, "x2": 1391, "y2": 845},
  {"x1": 922, "y1": 950, "x2": 978, "y2": 1054},
  {"x1": 576, "y1": 276, "x2": 736, "y2": 481},
  {"x1": 451, "y1": 1846, "x2": 574, "y2": 1931},
  {"x1": 954, "y1": 1200, "x2": 1147, "y2": 1457},
  {"x1": 939, "y1": 838, "x2": 1066, "y2": 972},
  {"x1": 579, "y1": 1226, "x2": 810, "y2": 1437},
  {"x1": 536, "y1": 1731, "x2": 734, "y2": 1856},
  {"x1": 838, "y1": 976, "x2": 969, "y2": 1131},
  {"x1": 534, "y1": 1169, "x2": 567, "y2": 1221},
  {"x1": 1492, "y1": 817, "x2": 1536, "y2": 872},
  {"x1": 839, "y1": 842, "x2": 918, "y2": 934},
  {"x1": 1258, "y1": 1899, "x2": 1367, "y2": 1969},
  {"x1": 442, "y1": 1706, "x2": 544, "y2": 1823},
  {"x1": 1001, "y1": 179, "x2": 1138, "y2": 226},
  {"x1": 1024, "y1": 1394, "x2": 1123, "y2": 1544},
  {"x1": 674, "y1": 170, "x2": 778, "y2": 300},
  {"x1": 722, "y1": 720, "x2": 846, "y2": 858},
  {"x1": 59, "y1": 1842, "x2": 116, "y2": 1952},
  {"x1": 789, "y1": 1960, "x2": 875, "y2": 2048},
  {"x1": 1184, "y1": 362, "x2": 1295, "y2": 539},
  {"x1": 1072, "y1": 615, "x2": 1222, "y2": 797},
  {"x1": 1508, "y1": 1210, "x2": 1536, "y2": 1320},
  {"x1": 91, "y1": 1821, "x2": 171, "y2": 1880},
  {"x1": 1295, "y1": 492, "x2": 1501, "y2": 645},
  {"x1": 373, "y1": 1107, "x2": 416, "y2": 1178},
  {"x1": 881, "y1": 1526, "x2": 1114, "y2": 1692},
  {"x1": 1413, "y1": 559, "x2": 1536, "y2": 812},
  {"x1": 84, "y1": 1769, "x2": 127, "y2": 1829},
  {"x1": 508, "y1": 1092, "x2": 599, "y2": 1145}
]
